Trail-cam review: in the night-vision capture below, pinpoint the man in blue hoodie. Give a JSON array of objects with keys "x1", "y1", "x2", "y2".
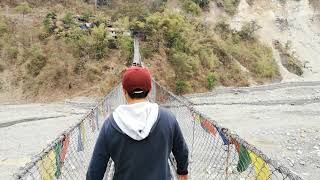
[{"x1": 86, "y1": 66, "x2": 189, "y2": 180}]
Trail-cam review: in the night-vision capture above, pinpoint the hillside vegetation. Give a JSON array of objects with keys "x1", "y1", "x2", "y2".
[{"x1": 0, "y1": 0, "x2": 280, "y2": 101}]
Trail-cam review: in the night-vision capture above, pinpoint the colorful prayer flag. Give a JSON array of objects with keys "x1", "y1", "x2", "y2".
[
  {"x1": 227, "y1": 138, "x2": 251, "y2": 172},
  {"x1": 61, "y1": 133, "x2": 70, "y2": 164},
  {"x1": 200, "y1": 119, "x2": 217, "y2": 137},
  {"x1": 230, "y1": 138, "x2": 240, "y2": 153},
  {"x1": 40, "y1": 150, "x2": 56, "y2": 180},
  {"x1": 192, "y1": 113, "x2": 201, "y2": 123},
  {"x1": 236, "y1": 144, "x2": 252, "y2": 172},
  {"x1": 217, "y1": 128, "x2": 229, "y2": 145},
  {"x1": 54, "y1": 142, "x2": 62, "y2": 178},
  {"x1": 249, "y1": 151, "x2": 271, "y2": 180},
  {"x1": 80, "y1": 122, "x2": 85, "y2": 146}
]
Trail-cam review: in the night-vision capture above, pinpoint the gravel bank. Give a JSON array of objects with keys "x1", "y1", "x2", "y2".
[
  {"x1": 0, "y1": 99, "x2": 94, "y2": 180},
  {"x1": 186, "y1": 82, "x2": 320, "y2": 180}
]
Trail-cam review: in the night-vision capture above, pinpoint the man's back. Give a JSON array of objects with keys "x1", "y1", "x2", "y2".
[{"x1": 86, "y1": 106, "x2": 189, "y2": 180}]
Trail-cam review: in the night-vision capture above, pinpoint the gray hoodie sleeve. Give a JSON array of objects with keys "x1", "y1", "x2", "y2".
[
  {"x1": 172, "y1": 118, "x2": 189, "y2": 175},
  {"x1": 86, "y1": 120, "x2": 111, "y2": 180}
]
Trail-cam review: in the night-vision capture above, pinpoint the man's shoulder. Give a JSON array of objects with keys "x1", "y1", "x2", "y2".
[
  {"x1": 158, "y1": 106, "x2": 177, "y2": 124},
  {"x1": 159, "y1": 106, "x2": 173, "y2": 116},
  {"x1": 101, "y1": 114, "x2": 118, "y2": 134}
]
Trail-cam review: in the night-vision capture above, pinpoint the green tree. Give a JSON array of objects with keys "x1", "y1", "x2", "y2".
[
  {"x1": 238, "y1": 21, "x2": 260, "y2": 41},
  {"x1": 192, "y1": 0, "x2": 210, "y2": 8},
  {"x1": 117, "y1": 35, "x2": 133, "y2": 65},
  {"x1": 90, "y1": 24, "x2": 109, "y2": 60},
  {"x1": 175, "y1": 80, "x2": 190, "y2": 94},
  {"x1": 207, "y1": 73, "x2": 217, "y2": 90},
  {"x1": 15, "y1": 2, "x2": 31, "y2": 23},
  {"x1": 62, "y1": 12, "x2": 75, "y2": 28},
  {"x1": 183, "y1": 0, "x2": 202, "y2": 16},
  {"x1": 81, "y1": 10, "x2": 93, "y2": 22},
  {"x1": 43, "y1": 12, "x2": 57, "y2": 33},
  {"x1": 214, "y1": 0, "x2": 240, "y2": 15},
  {"x1": 112, "y1": 3, "x2": 150, "y2": 21}
]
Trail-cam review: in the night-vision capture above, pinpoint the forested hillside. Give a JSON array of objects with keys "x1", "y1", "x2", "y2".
[{"x1": 0, "y1": 0, "x2": 282, "y2": 102}]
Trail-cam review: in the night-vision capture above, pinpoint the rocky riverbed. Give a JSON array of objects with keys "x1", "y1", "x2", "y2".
[
  {"x1": 0, "y1": 97, "x2": 95, "y2": 180},
  {"x1": 186, "y1": 81, "x2": 320, "y2": 180},
  {"x1": 1, "y1": 82, "x2": 319, "y2": 179}
]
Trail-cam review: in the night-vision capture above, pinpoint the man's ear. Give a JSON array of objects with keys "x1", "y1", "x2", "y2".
[
  {"x1": 123, "y1": 89, "x2": 131, "y2": 100},
  {"x1": 122, "y1": 88, "x2": 127, "y2": 96}
]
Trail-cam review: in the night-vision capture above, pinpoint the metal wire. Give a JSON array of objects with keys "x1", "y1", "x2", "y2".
[{"x1": 14, "y1": 79, "x2": 303, "y2": 180}]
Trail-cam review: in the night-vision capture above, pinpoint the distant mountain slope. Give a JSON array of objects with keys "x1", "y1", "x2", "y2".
[{"x1": 228, "y1": 0, "x2": 320, "y2": 81}]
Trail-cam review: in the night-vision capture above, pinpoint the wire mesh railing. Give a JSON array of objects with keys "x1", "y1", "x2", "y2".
[{"x1": 14, "y1": 78, "x2": 303, "y2": 180}]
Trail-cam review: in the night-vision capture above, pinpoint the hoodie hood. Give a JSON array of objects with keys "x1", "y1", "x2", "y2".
[{"x1": 113, "y1": 102, "x2": 159, "y2": 141}]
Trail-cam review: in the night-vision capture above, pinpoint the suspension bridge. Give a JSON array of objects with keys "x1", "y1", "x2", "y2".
[{"x1": 14, "y1": 37, "x2": 303, "y2": 180}]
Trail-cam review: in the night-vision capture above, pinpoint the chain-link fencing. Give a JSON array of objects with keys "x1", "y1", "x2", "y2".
[{"x1": 14, "y1": 78, "x2": 303, "y2": 180}]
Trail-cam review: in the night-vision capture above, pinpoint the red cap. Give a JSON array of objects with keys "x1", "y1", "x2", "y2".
[{"x1": 122, "y1": 66, "x2": 152, "y2": 94}]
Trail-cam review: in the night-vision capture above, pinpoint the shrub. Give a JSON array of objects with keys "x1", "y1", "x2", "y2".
[
  {"x1": 252, "y1": 58, "x2": 279, "y2": 79},
  {"x1": 81, "y1": 10, "x2": 93, "y2": 22},
  {"x1": 90, "y1": 24, "x2": 110, "y2": 59},
  {"x1": 26, "y1": 45, "x2": 47, "y2": 77},
  {"x1": 87, "y1": 66, "x2": 102, "y2": 82},
  {"x1": 43, "y1": 12, "x2": 57, "y2": 33},
  {"x1": 93, "y1": 12, "x2": 107, "y2": 27},
  {"x1": 7, "y1": 47, "x2": 19, "y2": 60},
  {"x1": 237, "y1": 21, "x2": 260, "y2": 41},
  {"x1": 207, "y1": 72, "x2": 218, "y2": 90},
  {"x1": 286, "y1": 57, "x2": 303, "y2": 76},
  {"x1": 144, "y1": 9, "x2": 201, "y2": 77},
  {"x1": 183, "y1": 0, "x2": 202, "y2": 16},
  {"x1": 63, "y1": 23, "x2": 110, "y2": 60},
  {"x1": 170, "y1": 50, "x2": 199, "y2": 78},
  {"x1": 107, "y1": 38, "x2": 117, "y2": 49},
  {"x1": 112, "y1": 3, "x2": 150, "y2": 21},
  {"x1": 62, "y1": 12, "x2": 75, "y2": 28},
  {"x1": 74, "y1": 60, "x2": 86, "y2": 75},
  {"x1": 246, "y1": 0, "x2": 255, "y2": 5},
  {"x1": 285, "y1": 40, "x2": 292, "y2": 50},
  {"x1": 15, "y1": 2, "x2": 31, "y2": 21},
  {"x1": 214, "y1": 0, "x2": 240, "y2": 15},
  {"x1": 175, "y1": 80, "x2": 190, "y2": 94},
  {"x1": 113, "y1": 17, "x2": 130, "y2": 29},
  {"x1": 274, "y1": 42, "x2": 303, "y2": 76},
  {"x1": 145, "y1": 10, "x2": 190, "y2": 48},
  {"x1": 214, "y1": 19, "x2": 231, "y2": 39},
  {"x1": 62, "y1": 26, "x2": 88, "y2": 57},
  {"x1": 0, "y1": 21, "x2": 8, "y2": 36},
  {"x1": 0, "y1": 63, "x2": 5, "y2": 72},
  {"x1": 117, "y1": 35, "x2": 133, "y2": 64},
  {"x1": 199, "y1": 49, "x2": 218, "y2": 69},
  {"x1": 63, "y1": 26, "x2": 86, "y2": 42},
  {"x1": 192, "y1": 0, "x2": 210, "y2": 8},
  {"x1": 141, "y1": 45, "x2": 154, "y2": 59},
  {"x1": 222, "y1": 39, "x2": 279, "y2": 81}
]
